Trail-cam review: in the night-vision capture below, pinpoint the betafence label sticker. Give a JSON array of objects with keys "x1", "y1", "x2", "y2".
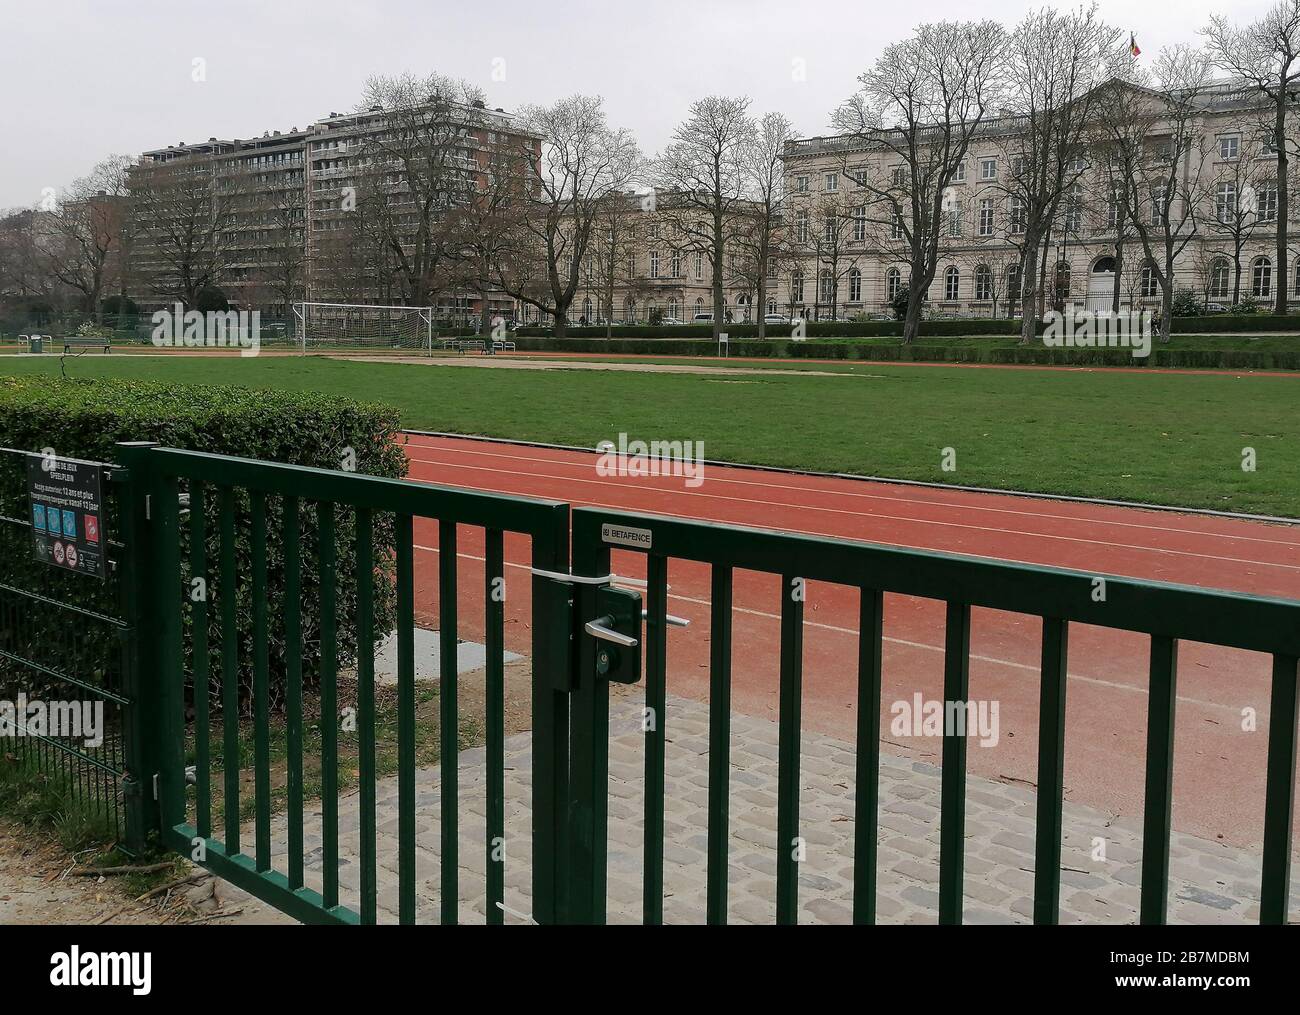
[
  {"x1": 601, "y1": 522, "x2": 653, "y2": 550},
  {"x1": 27, "y1": 455, "x2": 105, "y2": 579}
]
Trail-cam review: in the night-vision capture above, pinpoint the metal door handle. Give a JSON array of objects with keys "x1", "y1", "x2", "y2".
[
  {"x1": 585, "y1": 618, "x2": 638, "y2": 648},
  {"x1": 642, "y1": 610, "x2": 691, "y2": 628}
]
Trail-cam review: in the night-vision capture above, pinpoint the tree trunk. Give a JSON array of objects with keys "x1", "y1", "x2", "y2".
[
  {"x1": 713, "y1": 213, "x2": 725, "y2": 340},
  {"x1": 1018, "y1": 239, "x2": 1039, "y2": 345},
  {"x1": 1274, "y1": 96, "x2": 1289, "y2": 315},
  {"x1": 902, "y1": 299, "x2": 922, "y2": 344},
  {"x1": 1233, "y1": 255, "x2": 1242, "y2": 306},
  {"x1": 1112, "y1": 236, "x2": 1125, "y2": 315},
  {"x1": 757, "y1": 273, "x2": 767, "y2": 340},
  {"x1": 553, "y1": 311, "x2": 567, "y2": 339}
]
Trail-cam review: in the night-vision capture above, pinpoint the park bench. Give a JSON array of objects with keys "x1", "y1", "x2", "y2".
[
  {"x1": 61, "y1": 335, "x2": 112, "y2": 354},
  {"x1": 492, "y1": 339, "x2": 516, "y2": 352}
]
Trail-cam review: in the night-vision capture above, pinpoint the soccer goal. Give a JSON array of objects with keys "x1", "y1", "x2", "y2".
[{"x1": 293, "y1": 302, "x2": 434, "y2": 355}]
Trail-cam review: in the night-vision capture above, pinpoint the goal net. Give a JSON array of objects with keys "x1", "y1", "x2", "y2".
[{"x1": 293, "y1": 302, "x2": 433, "y2": 354}]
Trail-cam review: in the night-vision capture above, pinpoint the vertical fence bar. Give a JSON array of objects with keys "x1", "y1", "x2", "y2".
[
  {"x1": 706, "y1": 564, "x2": 733, "y2": 925},
  {"x1": 852, "y1": 588, "x2": 883, "y2": 925},
  {"x1": 531, "y1": 509, "x2": 573, "y2": 924},
  {"x1": 1140, "y1": 635, "x2": 1178, "y2": 925},
  {"x1": 219, "y1": 487, "x2": 240, "y2": 853},
  {"x1": 318, "y1": 504, "x2": 339, "y2": 910},
  {"x1": 396, "y1": 514, "x2": 416, "y2": 925},
  {"x1": 643, "y1": 555, "x2": 669, "y2": 925},
  {"x1": 776, "y1": 573, "x2": 805, "y2": 925},
  {"x1": 155, "y1": 474, "x2": 186, "y2": 831},
  {"x1": 1260, "y1": 653, "x2": 1298, "y2": 925},
  {"x1": 485, "y1": 528, "x2": 505, "y2": 926},
  {"x1": 1033, "y1": 617, "x2": 1069, "y2": 925},
  {"x1": 438, "y1": 519, "x2": 458, "y2": 925},
  {"x1": 283, "y1": 496, "x2": 304, "y2": 891},
  {"x1": 251, "y1": 492, "x2": 271, "y2": 871},
  {"x1": 356, "y1": 507, "x2": 377, "y2": 925},
  {"x1": 189, "y1": 483, "x2": 211, "y2": 839},
  {"x1": 938, "y1": 601, "x2": 971, "y2": 926}
]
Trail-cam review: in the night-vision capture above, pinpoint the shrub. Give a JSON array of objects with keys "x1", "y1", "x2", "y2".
[{"x1": 0, "y1": 376, "x2": 406, "y2": 713}]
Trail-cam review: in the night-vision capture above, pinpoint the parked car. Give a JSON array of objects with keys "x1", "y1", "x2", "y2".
[
  {"x1": 1205, "y1": 302, "x2": 1230, "y2": 314},
  {"x1": 762, "y1": 314, "x2": 788, "y2": 324},
  {"x1": 660, "y1": 317, "x2": 683, "y2": 325},
  {"x1": 692, "y1": 313, "x2": 714, "y2": 323}
]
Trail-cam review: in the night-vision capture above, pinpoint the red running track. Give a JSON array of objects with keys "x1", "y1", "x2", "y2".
[{"x1": 399, "y1": 433, "x2": 1300, "y2": 849}]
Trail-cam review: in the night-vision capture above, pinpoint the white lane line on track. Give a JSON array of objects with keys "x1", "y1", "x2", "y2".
[
  {"x1": 401, "y1": 440, "x2": 1300, "y2": 548},
  {"x1": 403, "y1": 460, "x2": 1300, "y2": 575},
  {"x1": 415, "y1": 544, "x2": 1251, "y2": 715}
]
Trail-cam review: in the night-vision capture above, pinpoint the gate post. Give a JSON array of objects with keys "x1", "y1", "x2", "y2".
[{"x1": 116, "y1": 442, "x2": 164, "y2": 853}]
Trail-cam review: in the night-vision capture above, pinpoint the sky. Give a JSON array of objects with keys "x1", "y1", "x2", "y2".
[{"x1": 0, "y1": 0, "x2": 1276, "y2": 209}]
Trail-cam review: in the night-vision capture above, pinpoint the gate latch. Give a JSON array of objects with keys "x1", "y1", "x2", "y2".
[{"x1": 585, "y1": 585, "x2": 642, "y2": 684}]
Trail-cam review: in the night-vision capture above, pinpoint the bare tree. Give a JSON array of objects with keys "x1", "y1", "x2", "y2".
[
  {"x1": 494, "y1": 94, "x2": 640, "y2": 338},
  {"x1": 128, "y1": 153, "x2": 240, "y2": 307},
  {"x1": 739, "y1": 112, "x2": 798, "y2": 338},
  {"x1": 655, "y1": 95, "x2": 755, "y2": 340},
  {"x1": 356, "y1": 73, "x2": 487, "y2": 308},
  {"x1": 833, "y1": 20, "x2": 1005, "y2": 342},
  {"x1": 588, "y1": 190, "x2": 649, "y2": 339},
  {"x1": 1001, "y1": 4, "x2": 1121, "y2": 342},
  {"x1": 33, "y1": 156, "x2": 131, "y2": 322},
  {"x1": 1100, "y1": 47, "x2": 1213, "y2": 332},
  {"x1": 1203, "y1": 0, "x2": 1300, "y2": 314},
  {"x1": 1197, "y1": 139, "x2": 1275, "y2": 305}
]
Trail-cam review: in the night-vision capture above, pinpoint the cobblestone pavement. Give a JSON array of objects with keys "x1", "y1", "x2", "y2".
[{"x1": 252, "y1": 693, "x2": 1298, "y2": 925}]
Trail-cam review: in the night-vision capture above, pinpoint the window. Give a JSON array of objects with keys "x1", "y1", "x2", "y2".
[
  {"x1": 1209, "y1": 258, "x2": 1230, "y2": 300},
  {"x1": 1011, "y1": 156, "x2": 1025, "y2": 176},
  {"x1": 790, "y1": 270, "x2": 804, "y2": 303},
  {"x1": 1107, "y1": 187, "x2": 1123, "y2": 229},
  {"x1": 667, "y1": 297, "x2": 678, "y2": 319},
  {"x1": 671, "y1": 251, "x2": 681, "y2": 278},
  {"x1": 582, "y1": 297, "x2": 592, "y2": 320},
  {"x1": 824, "y1": 172, "x2": 838, "y2": 192},
  {"x1": 886, "y1": 267, "x2": 902, "y2": 302},
  {"x1": 795, "y1": 209, "x2": 809, "y2": 243},
  {"x1": 1256, "y1": 183, "x2": 1278, "y2": 222},
  {"x1": 1055, "y1": 262, "x2": 1071, "y2": 301},
  {"x1": 891, "y1": 166, "x2": 907, "y2": 187},
  {"x1": 1252, "y1": 256, "x2": 1272, "y2": 297},
  {"x1": 953, "y1": 162, "x2": 966, "y2": 183},
  {"x1": 1141, "y1": 263, "x2": 1159, "y2": 298},
  {"x1": 1009, "y1": 196, "x2": 1025, "y2": 235},
  {"x1": 767, "y1": 299, "x2": 777, "y2": 316},
  {"x1": 981, "y1": 158, "x2": 997, "y2": 180},
  {"x1": 1295, "y1": 262, "x2": 1300, "y2": 298},
  {"x1": 890, "y1": 209, "x2": 904, "y2": 240},
  {"x1": 823, "y1": 211, "x2": 837, "y2": 244},
  {"x1": 649, "y1": 223, "x2": 660, "y2": 238},
  {"x1": 849, "y1": 267, "x2": 862, "y2": 302},
  {"x1": 853, "y1": 205, "x2": 867, "y2": 242},
  {"x1": 819, "y1": 269, "x2": 834, "y2": 302},
  {"x1": 1218, "y1": 135, "x2": 1240, "y2": 160},
  {"x1": 1007, "y1": 264, "x2": 1022, "y2": 301},
  {"x1": 975, "y1": 264, "x2": 992, "y2": 301},
  {"x1": 1064, "y1": 185, "x2": 1083, "y2": 233},
  {"x1": 649, "y1": 250, "x2": 660, "y2": 278},
  {"x1": 694, "y1": 252, "x2": 703, "y2": 278},
  {"x1": 624, "y1": 297, "x2": 636, "y2": 322},
  {"x1": 947, "y1": 199, "x2": 963, "y2": 238},
  {"x1": 1216, "y1": 182, "x2": 1237, "y2": 224},
  {"x1": 979, "y1": 198, "x2": 995, "y2": 237},
  {"x1": 1150, "y1": 184, "x2": 1167, "y2": 226},
  {"x1": 767, "y1": 259, "x2": 778, "y2": 279},
  {"x1": 796, "y1": 175, "x2": 809, "y2": 193},
  {"x1": 944, "y1": 265, "x2": 960, "y2": 301}
]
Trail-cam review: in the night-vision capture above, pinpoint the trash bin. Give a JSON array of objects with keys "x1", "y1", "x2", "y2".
[{"x1": 28, "y1": 335, "x2": 43, "y2": 354}]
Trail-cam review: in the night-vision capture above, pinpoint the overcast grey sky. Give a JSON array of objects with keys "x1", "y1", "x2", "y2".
[{"x1": 0, "y1": 0, "x2": 1275, "y2": 209}]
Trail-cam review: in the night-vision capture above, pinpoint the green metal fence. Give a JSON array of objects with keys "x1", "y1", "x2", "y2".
[
  {"x1": 17, "y1": 440, "x2": 1293, "y2": 924},
  {"x1": 566, "y1": 506, "x2": 1300, "y2": 926},
  {"x1": 0, "y1": 448, "x2": 131, "y2": 843}
]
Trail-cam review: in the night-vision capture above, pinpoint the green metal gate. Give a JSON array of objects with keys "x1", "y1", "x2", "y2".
[{"x1": 105, "y1": 444, "x2": 1300, "y2": 925}]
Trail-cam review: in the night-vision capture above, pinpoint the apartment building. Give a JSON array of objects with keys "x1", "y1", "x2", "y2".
[
  {"x1": 779, "y1": 79, "x2": 1300, "y2": 320},
  {"x1": 127, "y1": 100, "x2": 538, "y2": 322}
]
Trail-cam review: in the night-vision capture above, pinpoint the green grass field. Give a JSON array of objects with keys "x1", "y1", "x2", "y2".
[{"x1": 2, "y1": 354, "x2": 1297, "y2": 516}]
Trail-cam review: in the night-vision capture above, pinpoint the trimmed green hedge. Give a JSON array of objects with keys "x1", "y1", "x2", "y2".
[
  {"x1": 517, "y1": 319, "x2": 1024, "y2": 338},
  {"x1": 506, "y1": 335, "x2": 1300, "y2": 369},
  {"x1": 0, "y1": 376, "x2": 406, "y2": 710},
  {"x1": 1173, "y1": 313, "x2": 1300, "y2": 333}
]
